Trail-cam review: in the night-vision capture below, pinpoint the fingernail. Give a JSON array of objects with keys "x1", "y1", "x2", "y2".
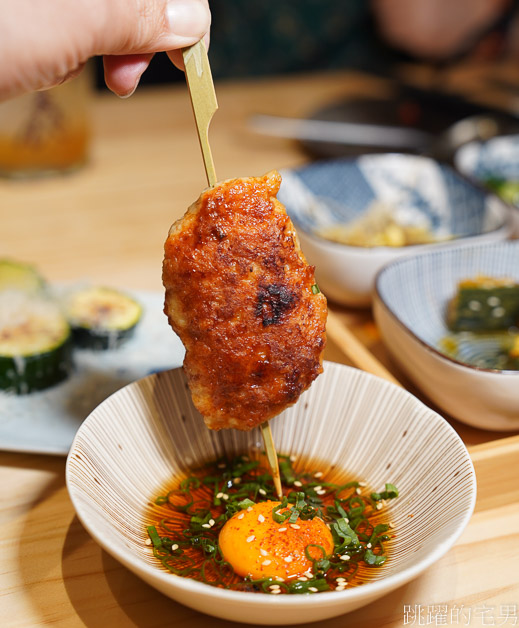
[
  {"x1": 166, "y1": 0, "x2": 208, "y2": 38},
  {"x1": 119, "y1": 83, "x2": 138, "y2": 99}
]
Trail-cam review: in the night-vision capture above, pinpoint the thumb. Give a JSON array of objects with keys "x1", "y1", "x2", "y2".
[
  {"x1": 101, "y1": 0, "x2": 211, "y2": 97},
  {"x1": 99, "y1": 0, "x2": 210, "y2": 56}
]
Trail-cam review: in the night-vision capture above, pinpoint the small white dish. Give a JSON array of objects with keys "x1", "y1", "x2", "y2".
[
  {"x1": 374, "y1": 241, "x2": 519, "y2": 431},
  {"x1": 0, "y1": 290, "x2": 185, "y2": 455},
  {"x1": 66, "y1": 361, "x2": 476, "y2": 625},
  {"x1": 279, "y1": 154, "x2": 511, "y2": 307}
]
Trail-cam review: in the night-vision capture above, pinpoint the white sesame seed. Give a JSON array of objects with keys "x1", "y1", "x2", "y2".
[
  {"x1": 259, "y1": 488, "x2": 267, "y2": 496},
  {"x1": 262, "y1": 559, "x2": 272, "y2": 566},
  {"x1": 258, "y1": 514, "x2": 265, "y2": 523},
  {"x1": 269, "y1": 584, "x2": 280, "y2": 590},
  {"x1": 355, "y1": 487, "x2": 361, "y2": 495},
  {"x1": 367, "y1": 543, "x2": 372, "y2": 549},
  {"x1": 278, "y1": 527, "x2": 287, "y2": 532},
  {"x1": 284, "y1": 556, "x2": 293, "y2": 563},
  {"x1": 344, "y1": 518, "x2": 349, "y2": 523},
  {"x1": 336, "y1": 577, "x2": 346, "y2": 583},
  {"x1": 298, "y1": 577, "x2": 308, "y2": 581},
  {"x1": 389, "y1": 522, "x2": 395, "y2": 529},
  {"x1": 340, "y1": 554, "x2": 350, "y2": 561},
  {"x1": 237, "y1": 513, "x2": 244, "y2": 519},
  {"x1": 172, "y1": 544, "x2": 179, "y2": 551},
  {"x1": 260, "y1": 549, "x2": 268, "y2": 556},
  {"x1": 468, "y1": 300, "x2": 482, "y2": 311},
  {"x1": 358, "y1": 481, "x2": 367, "y2": 487},
  {"x1": 290, "y1": 455, "x2": 296, "y2": 462},
  {"x1": 290, "y1": 524, "x2": 300, "y2": 529},
  {"x1": 247, "y1": 506, "x2": 253, "y2": 512},
  {"x1": 246, "y1": 535, "x2": 255, "y2": 543},
  {"x1": 492, "y1": 306, "x2": 506, "y2": 318},
  {"x1": 376, "y1": 502, "x2": 383, "y2": 510},
  {"x1": 294, "y1": 481, "x2": 302, "y2": 487},
  {"x1": 276, "y1": 576, "x2": 285, "y2": 582},
  {"x1": 314, "y1": 471, "x2": 323, "y2": 478},
  {"x1": 145, "y1": 539, "x2": 152, "y2": 545},
  {"x1": 216, "y1": 492, "x2": 223, "y2": 499},
  {"x1": 316, "y1": 489, "x2": 326, "y2": 495},
  {"x1": 314, "y1": 485, "x2": 322, "y2": 492},
  {"x1": 233, "y1": 477, "x2": 241, "y2": 484},
  {"x1": 308, "y1": 587, "x2": 318, "y2": 592},
  {"x1": 335, "y1": 585, "x2": 346, "y2": 592},
  {"x1": 222, "y1": 493, "x2": 229, "y2": 501},
  {"x1": 202, "y1": 523, "x2": 211, "y2": 529},
  {"x1": 488, "y1": 296, "x2": 501, "y2": 307},
  {"x1": 270, "y1": 589, "x2": 281, "y2": 595},
  {"x1": 209, "y1": 519, "x2": 215, "y2": 526},
  {"x1": 304, "y1": 571, "x2": 313, "y2": 579}
]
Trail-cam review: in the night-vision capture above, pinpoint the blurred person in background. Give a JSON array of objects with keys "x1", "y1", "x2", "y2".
[
  {"x1": 119, "y1": 0, "x2": 519, "y2": 87},
  {"x1": 373, "y1": 0, "x2": 519, "y2": 64}
]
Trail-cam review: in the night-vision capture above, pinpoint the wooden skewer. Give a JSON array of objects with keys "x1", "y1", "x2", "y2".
[
  {"x1": 326, "y1": 309, "x2": 402, "y2": 387},
  {"x1": 183, "y1": 39, "x2": 283, "y2": 496},
  {"x1": 182, "y1": 41, "x2": 218, "y2": 187},
  {"x1": 261, "y1": 421, "x2": 283, "y2": 499}
]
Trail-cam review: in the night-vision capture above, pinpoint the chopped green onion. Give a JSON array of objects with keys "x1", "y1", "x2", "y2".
[
  {"x1": 147, "y1": 525, "x2": 163, "y2": 548},
  {"x1": 280, "y1": 458, "x2": 296, "y2": 484},
  {"x1": 237, "y1": 498, "x2": 255, "y2": 510},
  {"x1": 289, "y1": 578, "x2": 329, "y2": 594},
  {"x1": 311, "y1": 284, "x2": 321, "y2": 295},
  {"x1": 363, "y1": 549, "x2": 386, "y2": 566},
  {"x1": 371, "y1": 483, "x2": 399, "y2": 501}
]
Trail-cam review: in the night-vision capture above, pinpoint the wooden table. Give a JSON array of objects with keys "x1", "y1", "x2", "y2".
[{"x1": 1, "y1": 70, "x2": 518, "y2": 627}]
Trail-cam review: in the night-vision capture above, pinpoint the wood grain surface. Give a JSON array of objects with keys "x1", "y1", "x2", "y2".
[{"x1": 1, "y1": 68, "x2": 519, "y2": 627}]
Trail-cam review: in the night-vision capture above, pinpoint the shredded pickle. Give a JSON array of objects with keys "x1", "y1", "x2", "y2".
[{"x1": 146, "y1": 454, "x2": 398, "y2": 594}]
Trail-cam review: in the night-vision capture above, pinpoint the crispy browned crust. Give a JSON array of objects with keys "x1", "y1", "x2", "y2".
[{"x1": 162, "y1": 171, "x2": 327, "y2": 430}]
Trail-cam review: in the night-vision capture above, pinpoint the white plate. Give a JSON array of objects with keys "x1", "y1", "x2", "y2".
[{"x1": 0, "y1": 290, "x2": 185, "y2": 455}]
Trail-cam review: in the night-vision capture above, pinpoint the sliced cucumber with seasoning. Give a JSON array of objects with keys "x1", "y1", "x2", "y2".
[
  {"x1": 64, "y1": 286, "x2": 142, "y2": 350},
  {"x1": 0, "y1": 291, "x2": 73, "y2": 394},
  {"x1": 447, "y1": 276, "x2": 519, "y2": 332},
  {"x1": 0, "y1": 259, "x2": 45, "y2": 293}
]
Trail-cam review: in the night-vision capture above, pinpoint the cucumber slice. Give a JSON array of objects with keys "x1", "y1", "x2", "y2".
[
  {"x1": 64, "y1": 286, "x2": 142, "y2": 350},
  {"x1": 447, "y1": 276, "x2": 519, "y2": 332},
  {"x1": 0, "y1": 259, "x2": 45, "y2": 293},
  {"x1": 0, "y1": 291, "x2": 73, "y2": 394}
]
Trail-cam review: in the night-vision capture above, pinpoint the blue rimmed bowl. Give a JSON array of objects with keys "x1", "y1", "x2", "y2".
[
  {"x1": 279, "y1": 154, "x2": 512, "y2": 307},
  {"x1": 454, "y1": 134, "x2": 519, "y2": 235},
  {"x1": 373, "y1": 241, "x2": 519, "y2": 431}
]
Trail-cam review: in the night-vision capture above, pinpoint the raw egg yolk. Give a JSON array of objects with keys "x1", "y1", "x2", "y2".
[{"x1": 218, "y1": 500, "x2": 334, "y2": 580}]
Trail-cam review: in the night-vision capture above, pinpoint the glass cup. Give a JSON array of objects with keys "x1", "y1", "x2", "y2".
[{"x1": 0, "y1": 70, "x2": 91, "y2": 178}]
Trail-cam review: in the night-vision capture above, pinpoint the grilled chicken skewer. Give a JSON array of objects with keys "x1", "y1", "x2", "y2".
[
  {"x1": 173, "y1": 41, "x2": 324, "y2": 499},
  {"x1": 163, "y1": 171, "x2": 327, "y2": 429}
]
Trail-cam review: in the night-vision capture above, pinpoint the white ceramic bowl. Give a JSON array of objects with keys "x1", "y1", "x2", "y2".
[
  {"x1": 279, "y1": 154, "x2": 511, "y2": 307},
  {"x1": 66, "y1": 361, "x2": 476, "y2": 625},
  {"x1": 374, "y1": 241, "x2": 519, "y2": 431},
  {"x1": 454, "y1": 134, "x2": 519, "y2": 235}
]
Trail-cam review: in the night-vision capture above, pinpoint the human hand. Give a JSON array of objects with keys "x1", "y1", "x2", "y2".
[
  {"x1": 372, "y1": 0, "x2": 508, "y2": 60},
  {"x1": 1, "y1": 0, "x2": 210, "y2": 101}
]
